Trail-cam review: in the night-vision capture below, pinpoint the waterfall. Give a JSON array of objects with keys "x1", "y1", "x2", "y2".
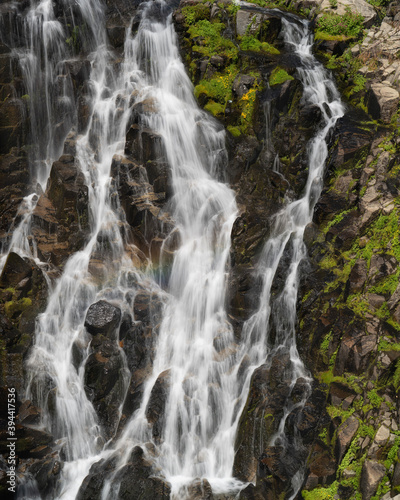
[
  {"x1": 98, "y1": 3, "x2": 241, "y2": 497},
  {"x1": 0, "y1": 0, "x2": 104, "y2": 268},
  {"x1": 230, "y1": 16, "x2": 344, "y2": 498},
  {"x1": 2, "y1": 0, "x2": 345, "y2": 498}
]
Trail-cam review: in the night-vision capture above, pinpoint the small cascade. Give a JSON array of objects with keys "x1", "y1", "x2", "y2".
[
  {"x1": 230, "y1": 16, "x2": 345, "y2": 499},
  {"x1": 0, "y1": 0, "x2": 104, "y2": 268}
]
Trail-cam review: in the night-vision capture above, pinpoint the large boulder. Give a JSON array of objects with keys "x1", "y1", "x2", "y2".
[
  {"x1": 84, "y1": 335, "x2": 127, "y2": 439},
  {"x1": 360, "y1": 460, "x2": 386, "y2": 500},
  {"x1": 84, "y1": 300, "x2": 121, "y2": 339},
  {"x1": 335, "y1": 416, "x2": 359, "y2": 463},
  {"x1": 319, "y1": 0, "x2": 377, "y2": 27},
  {"x1": 145, "y1": 369, "x2": 171, "y2": 441},
  {"x1": 367, "y1": 83, "x2": 400, "y2": 123},
  {"x1": 113, "y1": 447, "x2": 170, "y2": 500}
]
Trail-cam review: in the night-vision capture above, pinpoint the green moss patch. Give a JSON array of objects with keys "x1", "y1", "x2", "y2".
[
  {"x1": 269, "y1": 67, "x2": 294, "y2": 86},
  {"x1": 188, "y1": 20, "x2": 238, "y2": 61},
  {"x1": 316, "y1": 7, "x2": 364, "y2": 38},
  {"x1": 239, "y1": 35, "x2": 280, "y2": 54},
  {"x1": 227, "y1": 125, "x2": 242, "y2": 137}
]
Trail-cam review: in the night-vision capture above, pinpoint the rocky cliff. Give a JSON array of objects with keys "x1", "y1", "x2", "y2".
[{"x1": 1, "y1": 0, "x2": 400, "y2": 499}]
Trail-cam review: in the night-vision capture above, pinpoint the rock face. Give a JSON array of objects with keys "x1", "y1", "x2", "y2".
[
  {"x1": 1, "y1": 0, "x2": 400, "y2": 499},
  {"x1": 361, "y1": 460, "x2": 386, "y2": 500},
  {"x1": 31, "y1": 154, "x2": 89, "y2": 266},
  {"x1": 233, "y1": 360, "x2": 291, "y2": 482},
  {"x1": 367, "y1": 83, "x2": 400, "y2": 123},
  {"x1": 319, "y1": 0, "x2": 377, "y2": 27}
]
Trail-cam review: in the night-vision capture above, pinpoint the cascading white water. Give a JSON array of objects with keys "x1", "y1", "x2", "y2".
[
  {"x1": 21, "y1": 0, "x2": 142, "y2": 497},
  {"x1": 3, "y1": 1, "x2": 346, "y2": 498},
  {"x1": 227, "y1": 16, "x2": 345, "y2": 499},
  {"x1": 101, "y1": 4, "x2": 241, "y2": 497},
  {"x1": 96, "y1": 9, "x2": 345, "y2": 500},
  {"x1": 0, "y1": 0, "x2": 105, "y2": 269}
]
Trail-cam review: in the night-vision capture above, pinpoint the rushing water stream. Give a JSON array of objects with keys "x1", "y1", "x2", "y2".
[{"x1": 1, "y1": 0, "x2": 344, "y2": 498}]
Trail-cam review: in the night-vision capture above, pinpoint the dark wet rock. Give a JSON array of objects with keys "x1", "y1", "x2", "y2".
[
  {"x1": 133, "y1": 290, "x2": 164, "y2": 325},
  {"x1": 84, "y1": 334, "x2": 127, "y2": 439},
  {"x1": 63, "y1": 59, "x2": 91, "y2": 89},
  {"x1": 26, "y1": 453, "x2": 63, "y2": 497},
  {"x1": 251, "y1": 441, "x2": 306, "y2": 500},
  {"x1": 17, "y1": 400, "x2": 41, "y2": 426},
  {"x1": 233, "y1": 354, "x2": 291, "y2": 482},
  {"x1": 307, "y1": 441, "x2": 336, "y2": 478},
  {"x1": 120, "y1": 367, "x2": 149, "y2": 428},
  {"x1": 84, "y1": 300, "x2": 121, "y2": 339},
  {"x1": 185, "y1": 478, "x2": 214, "y2": 499},
  {"x1": 119, "y1": 312, "x2": 133, "y2": 340},
  {"x1": 0, "y1": 254, "x2": 48, "y2": 392},
  {"x1": 76, "y1": 455, "x2": 119, "y2": 500},
  {"x1": 0, "y1": 152, "x2": 30, "y2": 242},
  {"x1": 0, "y1": 425, "x2": 53, "y2": 458},
  {"x1": 328, "y1": 116, "x2": 374, "y2": 171},
  {"x1": 289, "y1": 385, "x2": 328, "y2": 443},
  {"x1": 125, "y1": 125, "x2": 164, "y2": 163},
  {"x1": 329, "y1": 381, "x2": 356, "y2": 407},
  {"x1": 77, "y1": 83, "x2": 94, "y2": 134},
  {"x1": 0, "y1": 96, "x2": 29, "y2": 154},
  {"x1": 299, "y1": 102, "x2": 322, "y2": 128},
  {"x1": 104, "y1": 0, "x2": 142, "y2": 41},
  {"x1": 145, "y1": 369, "x2": 170, "y2": 441},
  {"x1": 232, "y1": 74, "x2": 256, "y2": 99},
  {"x1": 226, "y1": 135, "x2": 261, "y2": 184},
  {"x1": 122, "y1": 321, "x2": 153, "y2": 372},
  {"x1": 368, "y1": 253, "x2": 398, "y2": 286},
  {"x1": 111, "y1": 153, "x2": 174, "y2": 259},
  {"x1": 315, "y1": 38, "x2": 348, "y2": 56},
  {"x1": 347, "y1": 259, "x2": 368, "y2": 294},
  {"x1": 112, "y1": 446, "x2": 171, "y2": 500},
  {"x1": 0, "y1": 251, "x2": 32, "y2": 288},
  {"x1": 392, "y1": 461, "x2": 400, "y2": 496},
  {"x1": 119, "y1": 313, "x2": 162, "y2": 430},
  {"x1": 334, "y1": 331, "x2": 377, "y2": 376},
  {"x1": 31, "y1": 155, "x2": 89, "y2": 266}
]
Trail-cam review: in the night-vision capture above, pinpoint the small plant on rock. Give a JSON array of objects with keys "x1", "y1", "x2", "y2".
[{"x1": 316, "y1": 7, "x2": 364, "y2": 38}]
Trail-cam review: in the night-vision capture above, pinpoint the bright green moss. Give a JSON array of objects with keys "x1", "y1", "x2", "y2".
[
  {"x1": 269, "y1": 67, "x2": 294, "y2": 86},
  {"x1": 182, "y1": 4, "x2": 211, "y2": 25},
  {"x1": 302, "y1": 481, "x2": 338, "y2": 499},
  {"x1": 205, "y1": 100, "x2": 225, "y2": 116},
  {"x1": 227, "y1": 125, "x2": 242, "y2": 137},
  {"x1": 239, "y1": 35, "x2": 280, "y2": 54},
  {"x1": 188, "y1": 20, "x2": 238, "y2": 60},
  {"x1": 324, "y1": 208, "x2": 355, "y2": 232},
  {"x1": 315, "y1": 32, "x2": 347, "y2": 41},
  {"x1": 384, "y1": 437, "x2": 400, "y2": 469},
  {"x1": 316, "y1": 8, "x2": 364, "y2": 38},
  {"x1": 194, "y1": 65, "x2": 238, "y2": 110},
  {"x1": 4, "y1": 297, "x2": 32, "y2": 318}
]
